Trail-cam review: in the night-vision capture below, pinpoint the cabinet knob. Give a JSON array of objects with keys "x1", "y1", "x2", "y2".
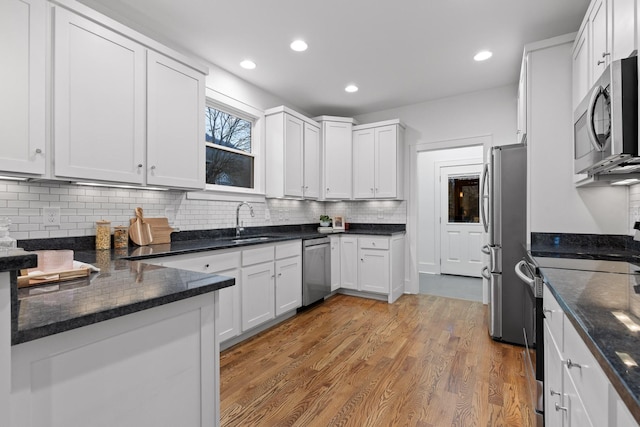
[
  {"x1": 555, "y1": 403, "x2": 568, "y2": 413},
  {"x1": 278, "y1": 273, "x2": 282, "y2": 277},
  {"x1": 326, "y1": 188, "x2": 330, "y2": 192},
  {"x1": 372, "y1": 242, "x2": 376, "y2": 246},
  {"x1": 137, "y1": 164, "x2": 143, "y2": 168},
  {"x1": 566, "y1": 358, "x2": 582, "y2": 369},
  {"x1": 360, "y1": 258, "x2": 364, "y2": 262},
  {"x1": 150, "y1": 165, "x2": 156, "y2": 170},
  {"x1": 35, "y1": 148, "x2": 43, "y2": 154},
  {"x1": 371, "y1": 188, "x2": 374, "y2": 193},
  {"x1": 271, "y1": 274, "x2": 275, "y2": 279},
  {"x1": 204, "y1": 264, "x2": 210, "y2": 268}
]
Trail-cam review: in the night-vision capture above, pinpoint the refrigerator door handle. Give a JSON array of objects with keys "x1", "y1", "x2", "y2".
[
  {"x1": 489, "y1": 245, "x2": 501, "y2": 273},
  {"x1": 480, "y1": 163, "x2": 489, "y2": 233}
]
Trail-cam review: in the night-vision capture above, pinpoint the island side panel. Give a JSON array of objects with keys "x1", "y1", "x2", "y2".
[
  {"x1": 10, "y1": 292, "x2": 219, "y2": 427},
  {"x1": 1, "y1": 271, "x2": 9, "y2": 423}
]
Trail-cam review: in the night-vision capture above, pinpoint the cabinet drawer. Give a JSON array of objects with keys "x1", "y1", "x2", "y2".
[
  {"x1": 275, "y1": 241, "x2": 301, "y2": 259},
  {"x1": 206, "y1": 250, "x2": 241, "y2": 272},
  {"x1": 242, "y1": 245, "x2": 274, "y2": 266},
  {"x1": 543, "y1": 284, "x2": 564, "y2": 353},
  {"x1": 358, "y1": 237, "x2": 389, "y2": 250},
  {"x1": 563, "y1": 317, "x2": 608, "y2": 427}
]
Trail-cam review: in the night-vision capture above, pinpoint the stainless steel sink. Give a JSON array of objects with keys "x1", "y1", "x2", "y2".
[{"x1": 231, "y1": 236, "x2": 271, "y2": 244}]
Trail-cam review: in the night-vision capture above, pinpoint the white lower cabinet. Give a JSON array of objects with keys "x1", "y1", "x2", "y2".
[
  {"x1": 543, "y1": 283, "x2": 639, "y2": 427},
  {"x1": 338, "y1": 234, "x2": 405, "y2": 303},
  {"x1": 144, "y1": 240, "x2": 301, "y2": 344},
  {"x1": 242, "y1": 260, "x2": 275, "y2": 331},
  {"x1": 330, "y1": 236, "x2": 341, "y2": 291}
]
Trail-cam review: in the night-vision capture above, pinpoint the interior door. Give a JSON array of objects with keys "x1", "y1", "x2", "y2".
[{"x1": 440, "y1": 164, "x2": 483, "y2": 277}]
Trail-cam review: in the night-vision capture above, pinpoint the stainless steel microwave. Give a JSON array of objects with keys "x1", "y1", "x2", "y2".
[{"x1": 574, "y1": 56, "x2": 638, "y2": 175}]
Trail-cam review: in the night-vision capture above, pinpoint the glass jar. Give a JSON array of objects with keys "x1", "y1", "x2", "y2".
[
  {"x1": 114, "y1": 226, "x2": 129, "y2": 249},
  {"x1": 95, "y1": 220, "x2": 111, "y2": 250}
]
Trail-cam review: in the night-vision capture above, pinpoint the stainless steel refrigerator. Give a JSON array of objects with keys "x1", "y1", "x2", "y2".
[{"x1": 481, "y1": 143, "x2": 530, "y2": 346}]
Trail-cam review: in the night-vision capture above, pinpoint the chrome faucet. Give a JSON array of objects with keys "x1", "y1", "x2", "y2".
[{"x1": 236, "y1": 202, "x2": 255, "y2": 237}]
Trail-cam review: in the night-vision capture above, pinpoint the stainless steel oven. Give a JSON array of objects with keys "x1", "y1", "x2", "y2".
[{"x1": 515, "y1": 255, "x2": 544, "y2": 427}]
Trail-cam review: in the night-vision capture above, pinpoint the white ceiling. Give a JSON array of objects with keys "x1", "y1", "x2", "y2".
[{"x1": 78, "y1": 0, "x2": 590, "y2": 117}]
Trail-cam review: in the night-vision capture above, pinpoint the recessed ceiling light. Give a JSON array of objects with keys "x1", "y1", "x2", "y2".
[
  {"x1": 240, "y1": 60, "x2": 256, "y2": 70},
  {"x1": 290, "y1": 40, "x2": 308, "y2": 52},
  {"x1": 345, "y1": 84, "x2": 358, "y2": 93},
  {"x1": 474, "y1": 50, "x2": 493, "y2": 61}
]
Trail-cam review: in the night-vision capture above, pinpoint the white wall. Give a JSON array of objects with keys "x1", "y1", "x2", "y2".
[
  {"x1": 417, "y1": 146, "x2": 483, "y2": 274},
  {"x1": 526, "y1": 37, "x2": 629, "y2": 236}
]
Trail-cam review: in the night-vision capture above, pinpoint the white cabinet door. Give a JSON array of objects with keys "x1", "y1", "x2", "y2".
[
  {"x1": 375, "y1": 125, "x2": 398, "y2": 199},
  {"x1": 330, "y1": 236, "x2": 341, "y2": 291},
  {"x1": 217, "y1": 268, "x2": 241, "y2": 342},
  {"x1": 358, "y1": 249, "x2": 390, "y2": 294},
  {"x1": 516, "y1": 55, "x2": 527, "y2": 143},
  {"x1": 323, "y1": 121, "x2": 352, "y2": 200},
  {"x1": 340, "y1": 236, "x2": 358, "y2": 290},
  {"x1": 275, "y1": 256, "x2": 302, "y2": 316},
  {"x1": 147, "y1": 51, "x2": 205, "y2": 190},
  {"x1": 53, "y1": 7, "x2": 145, "y2": 183},
  {"x1": 303, "y1": 122, "x2": 320, "y2": 199},
  {"x1": 572, "y1": 25, "x2": 591, "y2": 109},
  {"x1": 284, "y1": 114, "x2": 304, "y2": 197},
  {"x1": 564, "y1": 368, "x2": 595, "y2": 427},
  {"x1": 241, "y1": 262, "x2": 275, "y2": 331},
  {"x1": 0, "y1": 0, "x2": 45, "y2": 175},
  {"x1": 611, "y1": 0, "x2": 636, "y2": 61},
  {"x1": 353, "y1": 128, "x2": 376, "y2": 199},
  {"x1": 544, "y1": 323, "x2": 565, "y2": 427},
  {"x1": 590, "y1": 0, "x2": 610, "y2": 84}
]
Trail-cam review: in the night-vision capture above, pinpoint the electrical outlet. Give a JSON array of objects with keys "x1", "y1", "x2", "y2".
[{"x1": 43, "y1": 207, "x2": 60, "y2": 226}]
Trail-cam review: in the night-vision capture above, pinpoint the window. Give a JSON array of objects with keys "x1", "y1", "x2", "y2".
[
  {"x1": 448, "y1": 174, "x2": 480, "y2": 223},
  {"x1": 205, "y1": 105, "x2": 255, "y2": 189}
]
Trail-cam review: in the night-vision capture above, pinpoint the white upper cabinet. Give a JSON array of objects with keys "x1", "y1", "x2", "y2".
[
  {"x1": 265, "y1": 106, "x2": 320, "y2": 199},
  {"x1": 0, "y1": 0, "x2": 46, "y2": 176},
  {"x1": 146, "y1": 51, "x2": 205, "y2": 190},
  {"x1": 590, "y1": 0, "x2": 610, "y2": 83},
  {"x1": 316, "y1": 116, "x2": 355, "y2": 200},
  {"x1": 572, "y1": 0, "x2": 637, "y2": 107},
  {"x1": 353, "y1": 120, "x2": 404, "y2": 200},
  {"x1": 572, "y1": 24, "x2": 591, "y2": 109},
  {"x1": 611, "y1": 0, "x2": 637, "y2": 60},
  {"x1": 516, "y1": 54, "x2": 528, "y2": 143},
  {"x1": 53, "y1": 7, "x2": 146, "y2": 184},
  {"x1": 52, "y1": 3, "x2": 207, "y2": 189}
]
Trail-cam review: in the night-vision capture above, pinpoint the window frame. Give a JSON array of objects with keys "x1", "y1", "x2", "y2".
[{"x1": 191, "y1": 88, "x2": 265, "y2": 201}]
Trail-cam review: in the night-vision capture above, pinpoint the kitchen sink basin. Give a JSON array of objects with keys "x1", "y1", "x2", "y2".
[{"x1": 231, "y1": 236, "x2": 271, "y2": 244}]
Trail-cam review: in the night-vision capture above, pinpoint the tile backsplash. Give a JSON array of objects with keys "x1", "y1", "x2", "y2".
[
  {"x1": 630, "y1": 183, "x2": 640, "y2": 234},
  {"x1": 0, "y1": 180, "x2": 406, "y2": 240}
]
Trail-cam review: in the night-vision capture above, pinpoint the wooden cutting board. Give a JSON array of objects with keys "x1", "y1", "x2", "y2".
[
  {"x1": 129, "y1": 207, "x2": 153, "y2": 246},
  {"x1": 17, "y1": 267, "x2": 91, "y2": 288},
  {"x1": 128, "y1": 216, "x2": 174, "y2": 244}
]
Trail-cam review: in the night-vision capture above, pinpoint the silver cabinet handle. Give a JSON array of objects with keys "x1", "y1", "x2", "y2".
[
  {"x1": 370, "y1": 188, "x2": 374, "y2": 193},
  {"x1": 550, "y1": 389, "x2": 561, "y2": 396},
  {"x1": 278, "y1": 273, "x2": 282, "y2": 277},
  {"x1": 35, "y1": 148, "x2": 43, "y2": 154},
  {"x1": 555, "y1": 403, "x2": 568, "y2": 412},
  {"x1": 543, "y1": 308, "x2": 552, "y2": 315},
  {"x1": 566, "y1": 359, "x2": 582, "y2": 369},
  {"x1": 137, "y1": 163, "x2": 143, "y2": 168},
  {"x1": 151, "y1": 165, "x2": 156, "y2": 170},
  {"x1": 597, "y1": 60, "x2": 606, "y2": 65},
  {"x1": 602, "y1": 52, "x2": 610, "y2": 58}
]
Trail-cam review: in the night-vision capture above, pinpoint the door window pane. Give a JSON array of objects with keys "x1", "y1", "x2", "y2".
[{"x1": 448, "y1": 175, "x2": 480, "y2": 223}]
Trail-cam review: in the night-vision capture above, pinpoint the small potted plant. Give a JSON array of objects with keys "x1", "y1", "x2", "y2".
[{"x1": 319, "y1": 215, "x2": 331, "y2": 227}]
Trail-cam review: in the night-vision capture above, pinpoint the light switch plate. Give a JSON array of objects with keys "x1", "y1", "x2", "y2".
[{"x1": 43, "y1": 207, "x2": 60, "y2": 226}]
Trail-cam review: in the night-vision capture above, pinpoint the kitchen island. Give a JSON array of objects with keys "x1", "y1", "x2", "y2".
[{"x1": 3, "y1": 248, "x2": 234, "y2": 427}]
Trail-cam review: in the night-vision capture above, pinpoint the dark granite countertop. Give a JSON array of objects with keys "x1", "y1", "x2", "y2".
[
  {"x1": 10, "y1": 223, "x2": 406, "y2": 345},
  {"x1": 540, "y1": 266, "x2": 640, "y2": 423},
  {"x1": 0, "y1": 249, "x2": 37, "y2": 273}
]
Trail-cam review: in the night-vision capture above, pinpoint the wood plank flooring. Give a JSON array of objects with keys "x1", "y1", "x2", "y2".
[{"x1": 220, "y1": 294, "x2": 534, "y2": 427}]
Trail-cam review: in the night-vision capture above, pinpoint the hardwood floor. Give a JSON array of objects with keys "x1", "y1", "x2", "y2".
[{"x1": 220, "y1": 294, "x2": 534, "y2": 426}]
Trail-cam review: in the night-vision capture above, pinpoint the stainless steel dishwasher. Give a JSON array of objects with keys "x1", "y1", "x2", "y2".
[{"x1": 302, "y1": 237, "x2": 331, "y2": 307}]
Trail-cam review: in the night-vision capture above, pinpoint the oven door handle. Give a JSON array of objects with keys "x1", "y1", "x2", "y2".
[{"x1": 515, "y1": 260, "x2": 535, "y2": 287}]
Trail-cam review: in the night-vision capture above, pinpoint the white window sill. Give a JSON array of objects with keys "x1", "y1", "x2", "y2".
[{"x1": 186, "y1": 188, "x2": 266, "y2": 203}]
